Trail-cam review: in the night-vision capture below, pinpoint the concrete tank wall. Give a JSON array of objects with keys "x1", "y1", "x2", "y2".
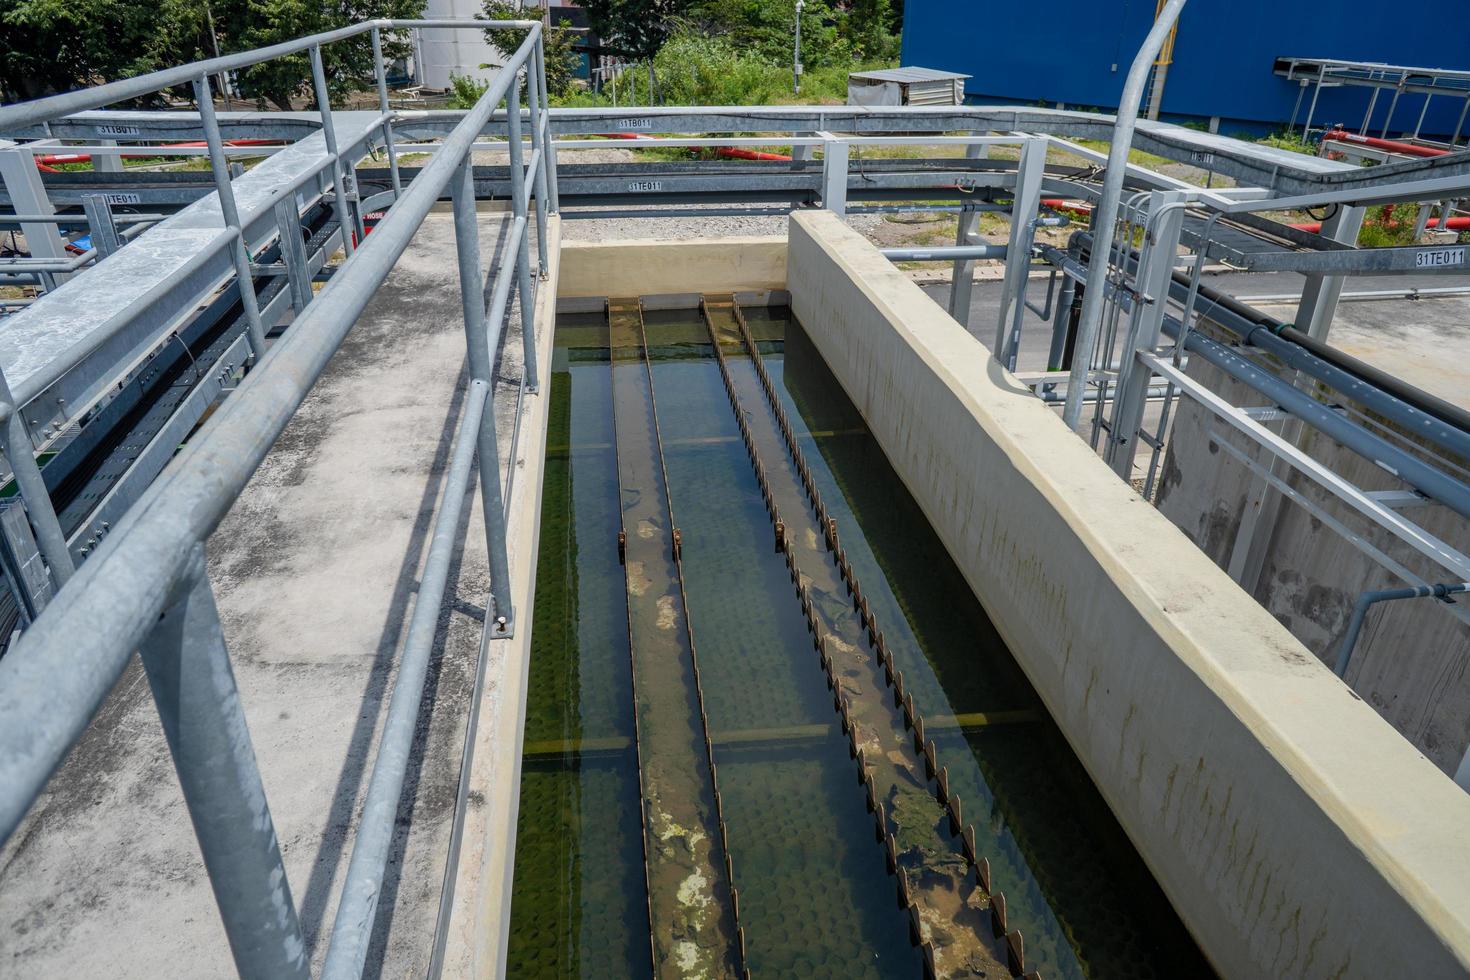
[{"x1": 785, "y1": 208, "x2": 1470, "y2": 979}]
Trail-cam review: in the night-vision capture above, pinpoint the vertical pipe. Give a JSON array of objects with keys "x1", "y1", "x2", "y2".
[
  {"x1": 994, "y1": 137, "x2": 1047, "y2": 369},
  {"x1": 533, "y1": 43, "x2": 560, "y2": 212},
  {"x1": 371, "y1": 27, "x2": 403, "y2": 199},
  {"x1": 138, "y1": 548, "x2": 308, "y2": 980},
  {"x1": 1062, "y1": 0, "x2": 1188, "y2": 429},
  {"x1": 1107, "y1": 193, "x2": 1186, "y2": 477},
  {"x1": 947, "y1": 141, "x2": 989, "y2": 328},
  {"x1": 451, "y1": 160, "x2": 515, "y2": 630},
  {"x1": 505, "y1": 73, "x2": 540, "y2": 392},
  {"x1": 194, "y1": 75, "x2": 268, "y2": 358},
  {"x1": 309, "y1": 45, "x2": 357, "y2": 258},
  {"x1": 524, "y1": 56, "x2": 550, "y2": 273},
  {"x1": 1046, "y1": 271, "x2": 1077, "y2": 371}
]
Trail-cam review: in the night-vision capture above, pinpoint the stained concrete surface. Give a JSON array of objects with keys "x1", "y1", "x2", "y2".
[{"x1": 0, "y1": 212, "x2": 528, "y2": 977}]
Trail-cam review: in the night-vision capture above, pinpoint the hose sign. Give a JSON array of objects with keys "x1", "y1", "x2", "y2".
[{"x1": 1416, "y1": 247, "x2": 1465, "y2": 269}]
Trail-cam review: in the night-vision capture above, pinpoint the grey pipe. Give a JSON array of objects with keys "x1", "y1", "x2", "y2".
[
  {"x1": 1077, "y1": 231, "x2": 1470, "y2": 464},
  {"x1": 1163, "y1": 319, "x2": 1470, "y2": 522},
  {"x1": 881, "y1": 243, "x2": 1007, "y2": 261},
  {"x1": 1062, "y1": 0, "x2": 1189, "y2": 429},
  {"x1": 1335, "y1": 582, "x2": 1468, "y2": 677}
]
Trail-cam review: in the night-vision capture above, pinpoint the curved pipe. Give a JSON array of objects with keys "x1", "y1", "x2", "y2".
[{"x1": 1063, "y1": 0, "x2": 1190, "y2": 428}]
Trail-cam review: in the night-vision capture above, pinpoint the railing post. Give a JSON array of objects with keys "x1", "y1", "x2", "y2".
[
  {"x1": 370, "y1": 27, "x2": 403, "y2": 199},
  {"x1": 80, "y1": 193, "x2": 122, "y2": 258},
  {"x1": 820, "y1": 133, "x2": 848, "y2": 215},
  {"x1": 524, "y1": 56, "x2": 551, "y2": 273},
  {"x1": 272, "y1": 199, "x2": 314, "y2": 313},
  {"x1": 993, "y1": 136, "x2": 1046, "y2": 368},
  {"x1": 0, "y1": 394, "x2": 73, "y2": 587},
  {"x1": 947, "y1": 139, "x2": 989, "y2": 329},
  {"x1": 533, "y1": 42, "x2": 560, "y2": 212},
  {"x1": 505, "y1": 73, "x2": 540, "y2": 393},
  {"x1": 451, "y1": 159, "x2": 515, "y2": 631},
  {"x1": 194, "y1": 75, "x2": 269, "y2": 359},
  {"x1": 138, "y1": 547, "x2": 308, "y2": 980},
  {"x1": 309, "y1": 45, "x2": 359, "y2": 258},
  {"x1": 1106, "y1": 191, "x2": 1186, "y2": 479},
  {"x1": 0, "y1": 143, "x2": 68, "y2": 277}
]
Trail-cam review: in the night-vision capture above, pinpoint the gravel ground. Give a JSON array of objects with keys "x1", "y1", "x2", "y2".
[{"x1": 558, "y1": 205, "x2": 886, "y2": 243}]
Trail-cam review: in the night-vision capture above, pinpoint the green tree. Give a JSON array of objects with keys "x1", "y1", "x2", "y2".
[
  {"x1": 578, "y1": 0, "x2": 690, "y2": 59},
  {"x1": 687, "y1": 0, "x2": 848, "y2": 69},
  {"x1": 226, "y1": 0, "x2": 425, "y2": 111},
  {"x1": 480, "y1": 1, "x2": 581, "y2": 96},
  {"x1": 0, "y1": 0, "x2": 213, "y2": 101},
  {"x1": 0, "y1": 0, "x2": 426, "y2": 110}
]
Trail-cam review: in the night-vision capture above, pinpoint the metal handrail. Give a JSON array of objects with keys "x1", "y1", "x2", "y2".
[
  {"x1": 0, "y1": 19, "x2": 538, "y2": 134},
  {"x1": 0, "y1": 22, "x2": 550, "y2": 980}
]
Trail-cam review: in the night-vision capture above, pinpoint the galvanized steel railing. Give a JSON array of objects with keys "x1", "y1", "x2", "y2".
[{"x1": 0, "y1": 20, "x2": 556, "y2": 979}]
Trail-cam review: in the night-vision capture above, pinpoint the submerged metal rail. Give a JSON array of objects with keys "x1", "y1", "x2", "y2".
[
  {"x1": 607, "y1": 297, "x2": 748, "y2": 980},
  {"x1": 0, "y1": 23, "x2": 552, "y2": 980},
  {"x1": 701, "y1": 295, "x2": 1038, "y2": 979}
]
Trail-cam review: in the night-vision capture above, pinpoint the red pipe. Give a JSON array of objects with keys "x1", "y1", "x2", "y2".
[
  {"x1": 1320, "y1": 129, "x2": 1448, "y2": 159},
  {"x1": 34, "y1": 138, "x2": 278, "y2": 167},
  {"x1": 713, "y1": 146, "x2": 791, "y2": 161},
  {"x1": 1042, "y1": 197, "x2": 1092, "y2": 215},
  {"x1": 1290, "y1": 215, "x2": 1470, "y2": 233}
]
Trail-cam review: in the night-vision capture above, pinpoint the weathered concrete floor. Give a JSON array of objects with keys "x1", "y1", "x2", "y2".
[{"x1": 0, "y1": 212, "x2": 530, "y2": 976}]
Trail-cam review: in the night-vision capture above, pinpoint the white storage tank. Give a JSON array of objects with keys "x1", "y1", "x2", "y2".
[{"x1": 415, "y1": 0, "x2": 508, "y2": 90}]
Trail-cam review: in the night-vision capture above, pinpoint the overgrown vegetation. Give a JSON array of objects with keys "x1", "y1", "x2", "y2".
[
  {"x1": 1256, "y1": 130, "x2": 1316, "y2": 156},
  {"x1": 1356, "y1": 201, "x2": 1423, "y2": 247},
  {"x1": 576, "y1": 0, "x2": 900, "y2": 92}
]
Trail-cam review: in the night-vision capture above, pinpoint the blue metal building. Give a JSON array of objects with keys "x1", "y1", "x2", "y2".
[{"x1": 899, "y1": 0, "x2": 1470, "y2": 136}]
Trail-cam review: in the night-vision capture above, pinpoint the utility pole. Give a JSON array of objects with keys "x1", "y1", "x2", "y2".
[{"x1": 794, "y1": 0, "x2": 804, "y2": 95}]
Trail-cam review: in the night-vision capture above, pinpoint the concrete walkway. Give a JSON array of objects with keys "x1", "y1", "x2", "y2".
[{"x1": 0, "y1": 213, "x2": 520, "y2": 976}]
